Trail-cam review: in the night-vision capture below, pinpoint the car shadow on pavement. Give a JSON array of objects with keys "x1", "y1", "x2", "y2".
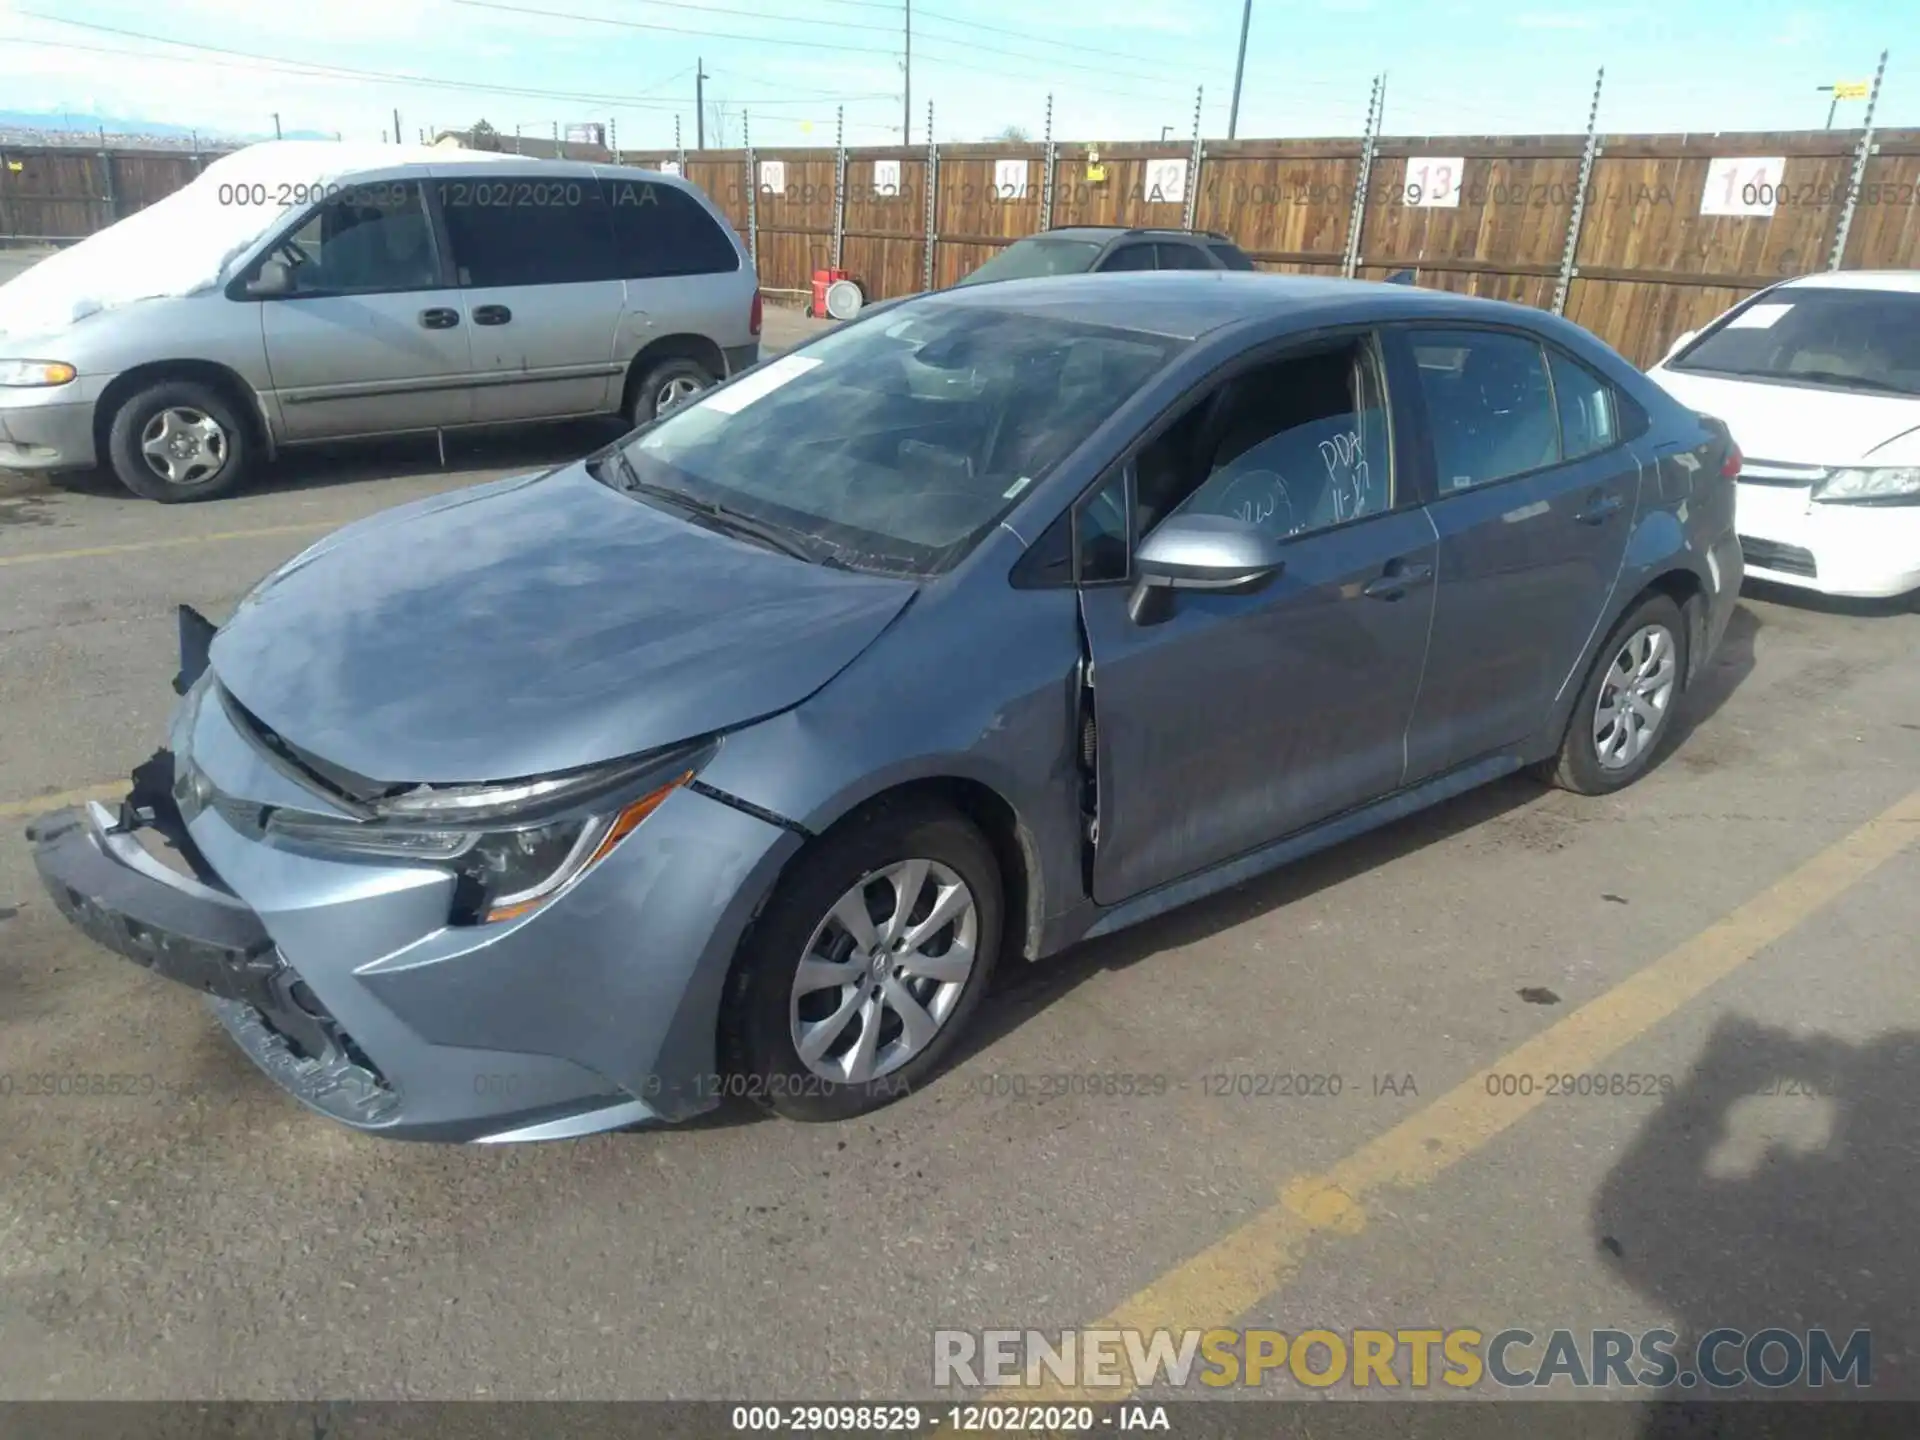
[
  {"x1": 1740, "y1": 578, "x2": 1918, "y2": 621},
  {"x1": 1670, "y1": 600, "x2": 1761, "y2": 744},
  {"x1": 1595, "y1": 1014, "x2": 1917, "y2": 1422}
]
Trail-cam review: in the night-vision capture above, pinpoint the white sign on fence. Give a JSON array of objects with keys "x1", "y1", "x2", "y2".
[
  {"x1": 1403, "y1": 157, "x2": 1464, "y2": 207},
  {"x1": 658, "y1": 160, "x2": 681, "y2": 177},
  {"x1": 994, "y1": 158, "x2": 1031, "y2": 200},
  {"x1": 1701, "y1": 157, "x2": 1786, "y2": 217},
  {"x1": 758, "y1": 160, "x2": 787, "y2": 194},
  {"x1": 1143, "y1": 157, "x2": 1188, "y2": 205},
  {"x1": 872, "y1": 159, "x2": 901, "y2": 196}
]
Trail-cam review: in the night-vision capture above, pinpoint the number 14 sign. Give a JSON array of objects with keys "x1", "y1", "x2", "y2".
[{"x1": 1701, "y1": 157, "x2": 1786, "y2": 217}]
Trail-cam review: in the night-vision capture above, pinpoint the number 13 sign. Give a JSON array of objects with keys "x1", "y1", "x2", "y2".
[
  {"x1": 1700, "y1": 157, "x2": 1785, "y2": 217},
  {"x1": 1403, "y1": 157, "x2": 1463, "y2": 208}
]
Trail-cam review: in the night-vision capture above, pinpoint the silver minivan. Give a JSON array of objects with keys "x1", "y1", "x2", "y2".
[{"x1": 0, "y1": 142, "x2": 761, "y2": 501}]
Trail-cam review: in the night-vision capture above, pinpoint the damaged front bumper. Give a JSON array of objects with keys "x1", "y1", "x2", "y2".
[{"x1": 27, "y1": 613, "x2": 807, "y2": 1142}]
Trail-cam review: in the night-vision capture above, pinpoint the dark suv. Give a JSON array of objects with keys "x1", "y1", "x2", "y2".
[{"x1": 957, "y1": 226, "x2": 1256, "y2": 286}]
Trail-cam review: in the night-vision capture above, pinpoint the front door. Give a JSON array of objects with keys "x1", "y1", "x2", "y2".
[
  {"x1": 1395, "y1": 327, "x2": 1643, "y2": 781},
  {"x1": 1079, "y1": 334, "x2": 1439, "y2": 906},
  {"x1": 255, "y1": 178, "x2": 474, "y2": 440},
  {"x1": 435, "y1": 170, "x2": 628, "y2": 423}
]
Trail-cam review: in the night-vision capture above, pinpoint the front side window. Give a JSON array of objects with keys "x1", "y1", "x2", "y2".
[
  {"x1": 611, "y1": 300, "x2": 1181, "y2": 576},
  {"x1": 1099, "y1": 244, "x2": 1156, "y2": 273},
  {"x1": 273, "y1": 181, "x2": 438, "y2": 295},
  {"x1": 959, "y1": 237, "x2": 1103, "y2": 285},
  {"x1": 1670, "y1": 286, "x2": 1920, "y2": 396},
  {"x1": 603, "y1": 177, "x2": 741, "y2": 278},
  {"x1": 1148, "y1": 338, "x2": 1394, "y2": 543},
  {"x1": 438, "y1": 174, "x2": 617, "y2": 287},
  {"x1": 1412, "y1": 330, "x2": 1559, "y2": 492}
]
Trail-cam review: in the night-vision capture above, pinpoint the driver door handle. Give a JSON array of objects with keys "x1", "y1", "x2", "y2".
[
  {"x1": 1363, "y1": 558, "x2": 1433, "y2": 601},
  {"x1": 418, "y1": 307, "x2": 460, "y2": 330}
]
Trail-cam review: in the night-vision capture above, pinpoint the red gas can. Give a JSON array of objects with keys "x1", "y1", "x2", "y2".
[{"x1": 809, "y1": 267, "x2": 849, "y2": 318}]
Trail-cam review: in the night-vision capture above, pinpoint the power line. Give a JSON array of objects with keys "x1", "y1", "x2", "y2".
[
  {"x1": 453, "y1": 0, "x2": 904, "y2": 55},
  {"x1": 8, "y1": 19, "x2": 895, "y2": 110}
]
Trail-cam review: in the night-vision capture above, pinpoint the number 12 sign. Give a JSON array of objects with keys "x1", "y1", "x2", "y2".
[
  {"x1": 1701, "y1": 157, "x2": 1785, "y2": 217},
  {"x1": 1404, "y1": 157, "x2": 1463, "y2": 208}
]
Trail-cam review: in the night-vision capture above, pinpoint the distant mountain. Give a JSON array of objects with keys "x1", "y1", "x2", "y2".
[{"x1": 0, "y1": 110, "x2": 333, "y2": 143}]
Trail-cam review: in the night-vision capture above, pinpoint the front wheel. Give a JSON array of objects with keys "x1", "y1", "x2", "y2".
[
  {"x1": 1543, "y1": 592, "x2": 1689, "y2": 795},
  {"x1": 723, "y1": 800, "x2": 1003, "y2": 1121},
  {"x1": 106, "y1": 379, "x2": 253, "y2": 502}
]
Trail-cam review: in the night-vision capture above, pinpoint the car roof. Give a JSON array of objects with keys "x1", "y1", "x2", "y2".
[
  {"x1": 921, "y1": 271, "x2": 1538, "y2": 342},
  {"x1": 1034, "y1": 226, "x2": 1230, "y2": 243},
  {"x1": 1773, "y1": 269, "x2": 1920, "y2": 294}
]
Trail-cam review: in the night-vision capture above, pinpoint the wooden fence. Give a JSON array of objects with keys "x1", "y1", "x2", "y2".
[{"x1": 5, "y1": 129, "x2": 1916, "y2": 367}]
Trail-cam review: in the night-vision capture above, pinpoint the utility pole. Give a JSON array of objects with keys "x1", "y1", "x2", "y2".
[
  {"x1": 696, "y1": 58, "x2": 708, "y2": 150},
  {"x1": 1816, "y1": 85, "x2": 1839, "y2": 129},
  {"x1": 903, "y1": 0, "x2": 913, "y2": 146},
  {"x1": 393, "y1": 109, "x2": 402, "y2": 145},
  {"x1": 272, "y1": 112, "x2": 282, "y2": 139},
  {"x1": 1228, "y1": 0, "x2": 1254, "y2": 139}
]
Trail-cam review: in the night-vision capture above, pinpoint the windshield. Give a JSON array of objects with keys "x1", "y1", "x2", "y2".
[
  {"x1": 1671, "y1": 286, "x2": 1920, "y2": 396},
  {"x1": 958, "y1": 237, "x2": 1105, "y2": 286},
  {"x1": 611, "y1": 300, "x2": 1180, "y2": 575}
]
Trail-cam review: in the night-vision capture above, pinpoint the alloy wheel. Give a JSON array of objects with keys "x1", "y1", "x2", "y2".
[
  {"x1": 789, "y1": 859, "x2": 979, "y2": 1084},
  {"x1": 1592, "y1": 622, "x2": 1678, "y2": 770},
  {"x1": 656, "y1": 375, "x2": 705, "y2": 413},
  {"x1": 139, "y1": 407, "x2": 229, "y2": 487}
]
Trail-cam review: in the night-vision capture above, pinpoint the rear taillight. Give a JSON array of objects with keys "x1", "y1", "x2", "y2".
[
  {"x1": 1722, "y1": 443, "x2": 1742, "y2": 479},
  {"x1": 750, "y1": 291, "x2": 763, "y2": 336}
]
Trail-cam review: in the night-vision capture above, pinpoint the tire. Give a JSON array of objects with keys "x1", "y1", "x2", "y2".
[
  {"x1": 628, "y1": 357, "x2": 715, "y2": 427},
  {"x1": 723, "y1": 800, "x2": 1004, "y2": 1122},
  {"x1": 1542, "y1": 592, "x2": 1689, "y2": 795},
  {"x1": 106, "y1": 379, "x2": 253, "y2": 502}
]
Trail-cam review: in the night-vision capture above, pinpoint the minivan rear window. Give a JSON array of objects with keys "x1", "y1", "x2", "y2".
[
  {"x1": 602, "y1": 177, "x2": 743, "y2": 279},
  {"x1": 439, "y1": 175, "x2": 618, "y2": 286}
]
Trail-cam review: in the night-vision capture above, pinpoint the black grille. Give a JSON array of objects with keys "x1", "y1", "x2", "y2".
[{"x1": 1739, "y1": 536, "x2": 1817, "y2": 579}]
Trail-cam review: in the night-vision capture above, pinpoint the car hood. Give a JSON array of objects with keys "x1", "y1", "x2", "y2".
[
  {"x1": 210, "y1": 461, "x2": 918, "y2": 784},
  {"x1": 1646, "y1": 365, "x2": 1920, "y2": 466}
]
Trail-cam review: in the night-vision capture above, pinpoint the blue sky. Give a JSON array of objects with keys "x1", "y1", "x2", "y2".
[{"x1": 0, "y1": 0, "x2": 1905, "y2": 147}]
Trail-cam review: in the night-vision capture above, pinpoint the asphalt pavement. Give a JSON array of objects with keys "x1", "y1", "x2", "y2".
[{"x1": 0, "y1": 247, "x2": 1916, "y2": 1406}]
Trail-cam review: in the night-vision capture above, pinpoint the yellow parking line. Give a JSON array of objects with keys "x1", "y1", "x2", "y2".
[
  {"x1": 0, "y1": 521, "x2": 333, "y2": 569},
  {"x1": 1008, "y1": 784, "x2": 1920, "y2": 1404},
  {"x1": 0, "y1": 782, "x2": 127, "y2": 820}
]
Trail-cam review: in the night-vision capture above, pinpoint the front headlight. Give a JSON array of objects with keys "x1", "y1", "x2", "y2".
[
  {"x1": 1811, "y1": 467, "x2": 1920, "y2": 504},
  {"x1": 0, "y1": 359, "x2": 77, "y2": 387},
  {"x1": 264, "y1": 742, "x2": 714, "y2": 924}
]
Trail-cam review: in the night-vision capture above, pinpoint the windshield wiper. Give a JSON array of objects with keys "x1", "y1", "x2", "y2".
[{"x1": 587, "y1": 447, "x2": 846, "y2": 567}]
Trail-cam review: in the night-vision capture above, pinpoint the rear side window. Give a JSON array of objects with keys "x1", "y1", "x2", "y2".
[
  {"x1": 603, "y1": 177, "x2": 742, "y2": 278},
  {"x1": 1546, "y1": 349, "x2": 1618, "y2": 460},
  {"x1": 1208, "y1": 242, "x2": 1256, "y2": 271},
  {"x1": 1412, "y1": 329, "x2": 1560, "y2": 492},
  {"x1": 438, "y1": 175, "x2": 617, "y2": 286}
]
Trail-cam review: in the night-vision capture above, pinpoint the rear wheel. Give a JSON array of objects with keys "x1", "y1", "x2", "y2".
[
  {"x1": 723, "y1": 800, "x2": 1003, "y2": 1121},
  {"x1": 1543, "y1": 592, "x2": 1688, "y2": 795},
  {"x1": 106, "y1": 379, "x2": 253, "y2": 502},
  {"x1": 628, "y1": 357, "x2": 714, "y2": 427}
]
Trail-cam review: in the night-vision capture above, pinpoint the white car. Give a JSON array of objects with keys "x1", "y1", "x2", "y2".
[{"x1": 1646, "y1": 271, "x2": 1920, "y2": 600}]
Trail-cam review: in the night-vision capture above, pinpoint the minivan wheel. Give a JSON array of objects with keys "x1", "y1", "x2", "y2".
[
  {"x1": 629, "y1": 358, "x2": 714, "y2": 426},
  {"x1": 107, "y1": 379, "x2": 252, "y2": 502},
  {"x1": 723, "y1": 800, "x2": 1003, "y2": 1122},
  {"x1": 1543, "y1": 592, "x2": 1689, "y2": 795}
]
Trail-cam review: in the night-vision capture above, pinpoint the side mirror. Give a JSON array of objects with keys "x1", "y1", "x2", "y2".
[
  {"x1": 246, "y1": 259, "x2": 293, "y2": 298},
  {"x1": 1127, "y1": 513, "x2": 1284, "y2": 624},
  {"x1": 1664, "y1": 329, "x2": 1698, "y2": 362}
]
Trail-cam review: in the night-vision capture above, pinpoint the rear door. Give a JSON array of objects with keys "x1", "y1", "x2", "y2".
[
  {"x1": 1395, "y1": 326, "x2": 1642, "y2": 781},
  {"x1": 254, "y1": 178, "x2": 475, "y2": 440},
  {"x1": 603, "y1": 173, "x2": 755, "y2": 373},
  {"x1": 1078, "y1": 331, "x2": 1438, "y2": 904},
  {"x1": 434, "y1": 169, "x2": 628, "y2": 422}
]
